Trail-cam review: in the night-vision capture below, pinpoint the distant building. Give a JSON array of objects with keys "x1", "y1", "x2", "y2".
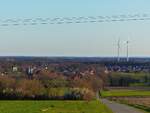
[
  {"x1": 45, "y1": 66, "x2": 48, "y2": 70},
  {"x1": 1, "y1": 73, "x2": 4, "y2": 76},
  {"x1": 26, "y1": 67, "x2": 34, "y2": 79},
  {"x1": 12, "y1": 66, "x2": 18, "y2": 72}
]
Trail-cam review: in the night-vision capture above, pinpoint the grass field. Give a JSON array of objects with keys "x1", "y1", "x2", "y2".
[
  {"x1": 101, "y1": 89, "x2": 150, "y2": 97},
  {"x1": 101, "y1": 89, "x2": 150, "y2": 113},
  {"x1": 112, "y1": 97, "x2": 150, "y2": 112},
  {"x1": 109, "y1": 97, "x2": 150, "y2": 113},
  {"x1": 0, "y1": 100, "x2": 113, "y2": 113}
]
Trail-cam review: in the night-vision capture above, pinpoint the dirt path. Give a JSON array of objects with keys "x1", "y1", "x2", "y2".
[{"x1": 101, "y1": 99, "x2": 144, "y2": 113}]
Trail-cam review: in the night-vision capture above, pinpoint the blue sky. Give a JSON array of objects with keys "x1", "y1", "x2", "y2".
[{"x1": 0, "y1": 0, "x2": 150, "y2": 56}]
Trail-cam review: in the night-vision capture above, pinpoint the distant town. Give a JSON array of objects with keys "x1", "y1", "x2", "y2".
[{"x1": 0, "y1": 57, "x2": 150, "y2": 78}]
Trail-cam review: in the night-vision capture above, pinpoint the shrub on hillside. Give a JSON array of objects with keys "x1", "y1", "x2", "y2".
[
  {"x1": 46, "y1": 88, "x2": 67, "y2": 99},
  {"x1": 41, "y1": 76, "x2": 68, "y2": 88},
  {"x1": 0, "y1": 76, "x2": 16, "y2": 92},
  {"x1": 16, "y1": 79, "x2": 45, "y2": 98},
  {"x1": 64, "y1": 88, "x2": 94, "y2": 100}
]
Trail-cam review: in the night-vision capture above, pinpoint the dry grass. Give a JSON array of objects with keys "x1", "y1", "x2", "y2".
[{"x1": 110, "y1": 97, "x2": 150, "y2": 113}]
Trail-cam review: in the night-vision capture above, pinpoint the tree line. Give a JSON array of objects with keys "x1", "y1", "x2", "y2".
[{"x1": 0, "y1": 65, "x2": 107, "y2": 100}]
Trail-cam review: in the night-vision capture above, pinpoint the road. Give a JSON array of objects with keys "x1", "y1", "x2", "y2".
[{"x1": 101, "y1": 99, "x2": 144, "y2": 113}]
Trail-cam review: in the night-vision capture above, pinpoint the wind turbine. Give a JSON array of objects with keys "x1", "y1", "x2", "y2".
[
  {"x1": 126, "y1": 40, "x2": 129, "y2": 62},
  {"x1": 117, "y1": 38, "x2": 121, "y2": 62}
]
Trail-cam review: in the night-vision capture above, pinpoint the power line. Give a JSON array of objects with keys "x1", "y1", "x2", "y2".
[{"x1": 0, "y1": 13, "x2": 150, "y2": 26}]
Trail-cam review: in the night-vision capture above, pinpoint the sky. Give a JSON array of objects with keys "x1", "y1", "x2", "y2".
[{"x1": 0, "y1": 0, "x2": 150, "y2": 57}]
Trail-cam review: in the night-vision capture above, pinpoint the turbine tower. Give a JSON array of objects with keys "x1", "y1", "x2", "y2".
[
  {"x1": 126, "y1": 40, "x2": 129, "y2": 62},
  {"x1": 117, "y1": 38, "x2": 121, "y2": 62}
]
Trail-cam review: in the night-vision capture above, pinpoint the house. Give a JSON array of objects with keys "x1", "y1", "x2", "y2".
[{"x1": 12, "y1": 66, "x2": 18, "y2": 72}]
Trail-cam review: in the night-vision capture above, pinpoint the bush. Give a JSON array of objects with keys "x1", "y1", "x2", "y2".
[
  {"x1": 16, "y1": 79, "x2": 45, "y2": 98},
  {"x1": 42, "y1": 76, "x2": 68, "y2": 88},
  {"x1": 64, "y1": 88, "x2": 94, "y2": 100},
  {"x1": 82, "y1": 88, "x2": 95, "y2": 101},
  {"x1": 0, "y1": 76, "x2": 16, "y2": 92},
  {"x1": 46, "y1": 88, "x2": 66, "y2": 99}
]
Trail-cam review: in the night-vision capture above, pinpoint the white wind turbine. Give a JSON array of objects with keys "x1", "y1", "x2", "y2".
[
  {"x1": 126, "y1": 38, "x2": 130, "y2": 62},
  {"x1": 126, "y1": 40, "x2": 129, "y2": 62},
  {"x1": 117, "y1": 38, "x2": 121, "y2": 62}
]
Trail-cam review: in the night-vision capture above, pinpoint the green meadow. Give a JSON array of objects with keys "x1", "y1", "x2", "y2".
[
  {"x1": 101, "y1": 89, "x2": 150, "y2": 97},
  {"x1": 0, "y1": 100, "x2": 113, "y2": 113}
]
